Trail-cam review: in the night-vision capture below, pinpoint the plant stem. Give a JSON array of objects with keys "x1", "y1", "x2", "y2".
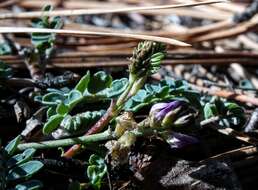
[
  {"x1": 63, "y1": 75, "x2": 137, "y2": 158},
  {"x1": 63, "y1": 74, "x2": 146, "y2": 158},
  {"x1": 17, "y1": 130, "x2": 114, "y2": 151},
  {"x1": 116, "y1": 74, "x2": 136, "y2": 107},
  {"x1": 63, "y1": 101, "x2": 116, "y2": 158}
]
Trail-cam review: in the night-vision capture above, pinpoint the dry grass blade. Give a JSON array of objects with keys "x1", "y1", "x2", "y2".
[
  {"x1": 0, "y1": 27, "x2": 190, "y2": 46},
  {"x1": 0, "y1": 0, "x2": 227, "y2": 19}
]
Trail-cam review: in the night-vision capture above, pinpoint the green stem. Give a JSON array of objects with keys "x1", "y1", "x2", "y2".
[
  {"x1": 17, "y1": 130, "x2": 114, "y2": 151},
  {"x1": 116, "y1": 74, "x2": 136, "y2": 107},
  {"x1": 130, "y1": 75, "x2": 147, "y2": 97}
]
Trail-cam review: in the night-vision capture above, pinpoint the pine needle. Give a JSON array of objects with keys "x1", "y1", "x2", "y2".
[
  {"x1": 0, "y1": 0, "x2": 227, "y2": 19},
  {"x1": 0, "y1": 27, "x2": 191, "y2": 46}
]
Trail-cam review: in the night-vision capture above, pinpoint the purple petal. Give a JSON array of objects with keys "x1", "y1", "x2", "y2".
[
  {"x1": 166, "y1": 132, "x2": 199, "y2": 149},
  {"x1": 150, "y1": 103, "x2": 169, "y2": 113},
  {"x1": 155, "y1": 101, "x2": 183, "y2": 121}
]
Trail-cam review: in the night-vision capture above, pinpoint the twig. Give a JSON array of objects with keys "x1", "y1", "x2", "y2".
[
  {"x1": 190, "y1": 84, "x2": 258, "y2": 106},
  {"x1": 3, "y1": 77, "x2": 35, "y2": 87},
  {"x1": 200, "y1": 145, "x2": 257, "y2": 163},
  {"x1": 193, "y1": 14, "x2": 258, "y2": 42},
  {"x1": 200, "y1": 116, "x2": 258, "y2": 146},
  {"x1": 212, "y1": 125, "x2": 258, "y2": 146},
  {"x1": 238, "y1": 35, "x2": 258, "y2": 50},
  {"x1": 203, "y1": 80, "x2": 258, "y2": 92}
]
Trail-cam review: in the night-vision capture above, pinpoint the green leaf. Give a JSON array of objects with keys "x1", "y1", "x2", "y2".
[
  {"x1": 5, "y1": 136, "x2": 22, "y2": 157},
  {"x1": 0, "y1": 43, "x2": 12, "y2": 55},
  {"x1": 68, "y1": 90, "x2": 82, "y2": 103},
  {"x1": 106, "y1": 78, "x2": 128, "y2": 98},
  {"x1": 75, "y1": 72, "x2": 90, "y2": 94},
  {"x1": 132, "y1": 90, "x2": 147, "y2": 102},
  {"x1": 145, "y1": 84, "x2": 161, "y2": 94},
  {"x1": 156, "y1": 86, "x2": 170, "y2": 98},
  {"x1": 42, "y1": 4, "x2": 53, "y2": 12},
  {"x1": 239, "y1": 79, "x2": 254, "y2": 89},
  {"x1": 150, "y1": 52, "x2": 165, "y2": 64},
  {"x1": 51, "y1": 16, "x2": 63, "y2": 29},
  {"x1": 47, "y1": 106, "x2": 56, "y2": 118},
  {"x1": 7, "y1": 148, "x2": 36, "y2": 169},
  {"x1": 68, "y1": 90, "x2": 83, "y2": 108},
  {"x1": 87, "y1": 71, "x2": 112, "y2": 94},
  {"x1": 7, "y1": 161, "x2": 43, "y2": 181},
  {"x1": 31, "y1": 4, "x2": 62, "y2": 58},
  {"x1": 204, "y1": 103, "x2": 218, "y2": 119},
  {"x1": 224, "y1": 102, "x2": 244, "y2": 116},
  {"x1": 56, "y1": 102, "x2": 69, "y2": 115},
  {"x1": 43, "y1": 114, "x2": 64, "y2": 134},
  {"x1": 0, "y1": 61, "x2": 12, "y2": 79},
  {"x1": 61, "y1": 110, "x2": 105, "y2": 132},
  {"x1": 14, "y1": 180, "x2": 43, "y2": 190},
  {"x1": 87, "y1": 154, "x2": 107, "y2": 190},
  {"x1": 42, "y1": 92, "x2": 65, "y2": 105}
]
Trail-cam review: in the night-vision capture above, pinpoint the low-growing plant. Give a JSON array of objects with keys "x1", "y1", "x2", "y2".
[
  {"x1": 202, "y1": 97, "x2": 245, "y2": 128},
  {"x1": 87, "y1": 154, "x2": 107, "y2": 190},
  {"x1": 0, "y1": 136, "x2": 43, "y2": 190},
  {"x1": 36, "y1": 71, "x2": 128, "y2": 136},
  {"x1": 0, "y1": 61, "x2": 12, "y2": 79}
]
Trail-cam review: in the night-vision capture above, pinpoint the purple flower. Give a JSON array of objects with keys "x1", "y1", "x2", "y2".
[
  {"x1": 166, "y1": 132, "x2": 199, "y2": 149},
  {"x1": 150, "y1": 101, "x2": 184, "y2": 121}
]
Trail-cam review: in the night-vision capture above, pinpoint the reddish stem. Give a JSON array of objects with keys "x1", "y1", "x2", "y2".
[{"x1": 63, "y1": 100, "x2": 116, "y2": 158}]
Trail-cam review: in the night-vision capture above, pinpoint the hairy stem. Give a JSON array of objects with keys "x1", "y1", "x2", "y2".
[
  {"x1": 63, "y1": 100, "x2": 116, "y2": 158},
  {"x1": 116, "y1": 74, "x2": 136, "y2": 107},
  {"x1": 18, "y1": 130, "x2": 114, "y2": 151}
]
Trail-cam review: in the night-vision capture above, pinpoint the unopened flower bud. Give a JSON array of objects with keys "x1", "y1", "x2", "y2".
[
  {"x1": 129, "y1": 41, "x2": 166, "y2": 78},
  {"x1": 173, "y1": 113, "x2": 193, "y2": 128},
  {"x1": 149, "y1": 101, "x2": 184, "y2": 128},
  {"x1": 165, "y1": 132, "x2": 199, "y2": 149},
  {"x1": 161, "y1": 106, "x2": 182, "y2": 128}
]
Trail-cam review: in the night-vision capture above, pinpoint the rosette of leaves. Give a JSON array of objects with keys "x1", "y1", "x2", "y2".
[
  {"x1": 203, "y1": 97, "x2": 245, "y2": 128},
  {"x1": 31, "y1": 5, "x2": 63, "y2": 59},
  {"x1": 124, "y1": 77, "x2": 200, "y2": 112},
  {"x1": 40, "y1": 71, "x2": 128, "y2": 135},
  {"x1": 86, "y1": 154, "x2": 107, "y2": 190},
  {"x1": 0, "y1": 136, "x2": 43, "y2": 190},
  {"x1": 0, "y1": 61, "x2": 12, "y2": 79}
]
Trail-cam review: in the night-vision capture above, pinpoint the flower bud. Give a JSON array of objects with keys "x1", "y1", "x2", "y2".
[
  {"x1": 149, "y1": 101, "x2": 184, "y2": 128},
  {"x1": 165, "y1": 132, "x2": 199, "y2": 149},
  {"x1": 129, "y1": 41, "x2": 166, "y2": 78},
  {"x1": 173, "y1": 113, "x2": 193, "y2": 128},
  {"x1": 161, "y1": 107, "x2": 182, "y2": 128}
]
